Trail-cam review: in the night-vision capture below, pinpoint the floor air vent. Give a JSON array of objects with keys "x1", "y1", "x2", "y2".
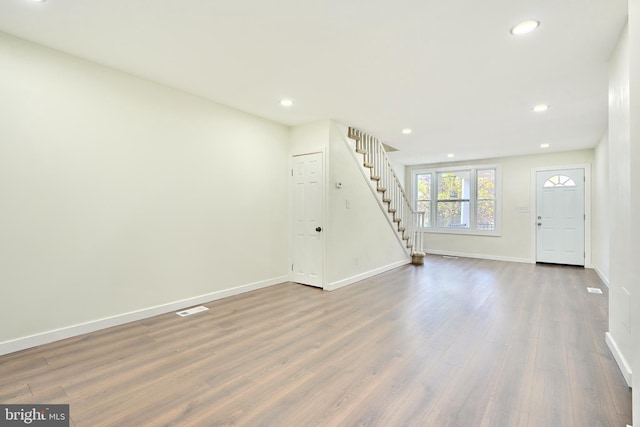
[{"x1": 176, "y1": 306, "x2": 209, "y2": 317}]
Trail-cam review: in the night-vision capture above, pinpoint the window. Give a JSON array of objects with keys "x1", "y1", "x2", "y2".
[
  {"x1": 436, "y1": 170, "x2": 470, "y2": 228},
  {"x1": 543, "y1": 175, "x2": 576, "y2": 187},
  {"x1": 413, "y1": 165, "x2": 500, "y2": 235}
]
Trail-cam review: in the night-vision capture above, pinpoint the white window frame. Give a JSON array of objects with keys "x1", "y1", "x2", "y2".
[{"x1": 411, "y1": 164, "x2": 502, "y2": 236}]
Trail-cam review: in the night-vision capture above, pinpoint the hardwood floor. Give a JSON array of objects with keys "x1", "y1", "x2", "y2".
[{"x1": 0, "y1": 256, "x2": 632, "y2": 426}]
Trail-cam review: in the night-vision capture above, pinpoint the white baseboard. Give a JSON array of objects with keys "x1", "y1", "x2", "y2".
[
  {"x1": 324, "y1": 258, "x2": 410, "y2": 291},
  {"x1": 0, "y1": 275, "x2": 287, "y2": 356},
  {"x1": 425, "y1": 249, "x2": 532, "y2": 264},
  {"x1": 593, "y1": 266, "x2": 610, "y2": 288},
  {"x1": 605, "y1": 332, "x2": 633, "y2": 387}
]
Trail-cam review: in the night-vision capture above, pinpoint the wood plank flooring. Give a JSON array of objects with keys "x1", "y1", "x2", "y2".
[{"x1": 0, "y1": 256, "x2": 632, "y2": 426}]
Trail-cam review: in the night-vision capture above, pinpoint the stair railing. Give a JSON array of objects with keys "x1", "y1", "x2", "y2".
[{"x1": 347, "y1": 127, "x2": 425, "y2": 258}]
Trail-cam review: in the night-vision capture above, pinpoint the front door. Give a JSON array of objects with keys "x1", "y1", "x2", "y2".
[
  {"x1": 536, "y1": 168, "x2": 585, "y2": 266},
  {"x1": 291, "y1": 152, "x2": 324, "y2": 287}
]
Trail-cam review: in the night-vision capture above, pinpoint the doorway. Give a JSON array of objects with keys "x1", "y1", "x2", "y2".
[
  {"x1": 535, "y1": 168, "x2": 585, "y2": 266},
  {"x1": 291, "y1": 152, "x2": 324, "y2": 287}
]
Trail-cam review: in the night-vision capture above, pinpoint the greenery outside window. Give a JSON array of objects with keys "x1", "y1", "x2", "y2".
[
  {"x1": 436, "y1": 170, "x2": 471, "y2": 228},
  {"x1": 416, "y1": 173, "x2": 432, "y2": 227},
  {"x1": 476, "y1": 169, "x2": 496, "y2": 230},
  {"x1": 413, "y1": 165, "x2": 500, "y2": 235}
]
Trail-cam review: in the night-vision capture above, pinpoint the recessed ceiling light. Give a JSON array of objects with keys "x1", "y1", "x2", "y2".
[
  {"x1": 511, "y1": 20, "x2": 540, "y2": 35},
  {"x1": 279, "y1": 99, "x2": 294, "y2": 107},
  {"x1": 447, "y1": 153, "x2": 455, "y2": 158},
  {"x1": 532, "y1": 104, "x2": 549, "y2": 112},
  {"x1": 540, "y1": 143, "x2": 551, "y2": 148},
  {"x1": 402, "y1": 128, "x2": 412, "y2": 134}
]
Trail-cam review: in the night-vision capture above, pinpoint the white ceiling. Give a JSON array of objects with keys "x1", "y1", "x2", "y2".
[{"x1": 0, "y1": 0, "x2": 628, "y2": 165}]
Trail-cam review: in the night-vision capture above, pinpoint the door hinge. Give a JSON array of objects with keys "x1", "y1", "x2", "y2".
[
  {"x1": 291, "y1": 169, "x2": 293, "y2": 176},
  {"x1": 291, "y1": 264, "x2": 294, "y2": 271}
]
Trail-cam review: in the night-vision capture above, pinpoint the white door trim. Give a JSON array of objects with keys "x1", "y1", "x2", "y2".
[
  {"x1": 530, "y1": 164, "x2": 592, "y2": 267},
  {"x1": 288, "y1": 147, "x2": 327, "y2": 288}
]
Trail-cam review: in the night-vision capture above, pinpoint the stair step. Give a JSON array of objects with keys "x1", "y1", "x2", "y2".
[{"x1": 350, "y1": 127, "x2": 417, "y2": 258}]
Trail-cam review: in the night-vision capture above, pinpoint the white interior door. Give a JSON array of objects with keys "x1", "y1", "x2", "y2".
[
  {"x1": 536, "y1": 168, "x2": 585, "y2": 266},
  {"x1": 291, "y1": 152, "x2": 323, "y2": 287}
]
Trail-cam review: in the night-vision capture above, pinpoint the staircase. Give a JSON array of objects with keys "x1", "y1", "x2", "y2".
[{"x1": 347, "y1": 127, "x2": 425, "y2": 262}]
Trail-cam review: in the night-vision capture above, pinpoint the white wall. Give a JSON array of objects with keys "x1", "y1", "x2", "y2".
[
  {"x1": 592, "y1": 133, "x2": 610, "y2": 284},
  {"x1": 288, "y1": 121, "x2": 409, "y2": 291},
  {"x1": 606, "y1": 23, "x2": 634, "y2": 388},
  {"x1": 326, "y1": 122, "x2": 408, "y2": 289},
  {"x1": 387, "y1": 153, "x2": 406, "y2": 191},
  {"x1": 289, "y1": 120, "x2": 330, "y2": 155},
  {"x1": 628, "y1": 0, "x2": 640, "y2": 419},
  {"x1": 406, "y1": 149, "x2": 594, "y2": 263},
  {"x1": 0, "y1": 33, "x2": 290, "y2": 352},
  {"x1": 607, "y1": 8, "x2": 640, "y2": 419}
]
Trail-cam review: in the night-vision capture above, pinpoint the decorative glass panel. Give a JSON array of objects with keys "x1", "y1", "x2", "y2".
[{"x1": 544, "y1": 175, "x2": 576, "y2": 187}]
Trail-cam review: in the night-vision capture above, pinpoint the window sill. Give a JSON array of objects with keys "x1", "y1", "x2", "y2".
[{"x1": 421, "y1": 227, "x2": 501, "y2": 237}]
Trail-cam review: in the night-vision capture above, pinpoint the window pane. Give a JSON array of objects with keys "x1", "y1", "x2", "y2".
[
  {"x1": 438, "y1": 171, "x2": 470, "y2": 200},
  {"x1": 477, "y1": 169, "x2": 495, "y2": 199},
  {"x1": 417, "y1": 173, "x2": 431, "y2": 201},
  {"x1": 417, "y1": 201, "x2": 431, "y2": 227},
  {"x1": 416, "y1": 173, "x2": 431, "y2": 227},
  {"x1": 477, "y1": 169, "x2": 495, "y2": 230},
  {"x1": 477, "y1": 200, "x2": 495, "y2": 230},
  {"x1": 437, "y1": 201, "x2": 470, "y2": 228}
]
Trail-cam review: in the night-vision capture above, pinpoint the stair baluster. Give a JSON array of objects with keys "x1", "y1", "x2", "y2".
[{"x1": 347, "y1": 127, "x2": 425, "y2": 263}]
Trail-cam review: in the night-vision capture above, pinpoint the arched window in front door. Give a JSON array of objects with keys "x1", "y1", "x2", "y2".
[{"x1": 543, "y1": 175, "x2": 576, "y2": 188}]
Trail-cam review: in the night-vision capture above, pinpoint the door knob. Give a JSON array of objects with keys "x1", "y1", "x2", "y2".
[{"x1": 315, "y1": 227, "x2": 322, "y2": 232}]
